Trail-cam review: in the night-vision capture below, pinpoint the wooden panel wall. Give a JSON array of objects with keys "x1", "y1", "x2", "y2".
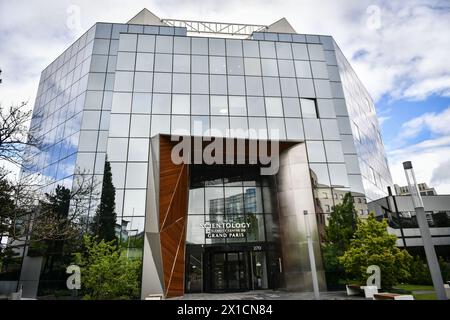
[{"x1": 159, "y1": 136, "x2": 189, "y2": 298}]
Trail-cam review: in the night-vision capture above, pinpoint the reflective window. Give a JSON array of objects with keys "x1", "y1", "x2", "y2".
[
  {"x1": 280, "y1": 78, "x2": 298, "y2": 97},
  {"x1": 173, "y1": 54, "x2": 190, "y2": 73},
  {"x1": 328, "y1": 164, "x2": 349, "y2": 187},
  {"x1": 228, "y1": 76, "x2": 245, "y2": 95},
  {"x1": 306, "y1": 141, "x2": 326, "y2": 162},
  {"x1": 261, "y1": 59, "x2": 278, "y2": 76},
  {"x1": 297, "y1": 78, "x2": 316, "y2": 98},
  {"x1": 292, "y1": 43, "x2": 309, "y2": 60},
  {"x1": 114, "y1": 72, "x2": 134, "y2": 92},
  {"x1": 259, "y1": 42, "x2": 276, "y2": 58},
  {"x1": 314, "y1": 79, "x2": 332, "y2": 98},
  {"x1": 210, "y1": 95, "x2": 228, "y2": 115},
  {"x1": 152, "y1": 93, "x2": 171, "y2": 114},
  {"x1": 174, "y1": 36, "x2": 190, "y2": 54},
  {"x1": 192, "y1": 38, "x2": 208, "y2": 55},
  {"x1": 88, "y1": 73, "x2": 106, "y2": 90},
  {"x1": 209, "y1": 38, "x2": 225, "y2": 55},
  {"x1": 248, "y1": 117, "x2": 267, "y2": 139},
  {"x1": 128, "y1": 138, "x2": 149, "y2": 161},
  {"x1": 130, "y1": 115, "x2": 150, "y2": 137},
  {"x1": 210, "y1": 75, "x2": 227, "y2": 95},
  {"x1": 209, "y1": 56, "x2": 226, "y2": 74},
  {"x1": 172, "y1": 94, "x2": 190, "y2": 114},
  {"x1": 81, "y1": 111, "x2": 100, "y2": 130},
  {"x1": 301, "y1": 98, "x2": 317, "y2": 118},
  {"x1": 245, "y1": 77, "x2": 263, "y2": 96},
  {"x1": 283, "y1": 98, "x2": 301, "y2": 117},
  {"x1": 192, "y1": 55, "x2": 209, "y2": 74},
  {"x1": 247, "y1": 97, "x2": 265, "y2": 116},
  {"x1": 285, "y1": 118, "x2": 304, "y2": 139},
  {"x1": 317, "y1": 99, "x2": 336, "y2": 118},
  {"x1": 109, "y1": 114, "x2": 130, "y2": 137},
  {"x1": 153, "y1": 73, "x2": 171, "y2": 93},
  {"x1": 108, "y1": 138, "x2": 128, "y2": 161},
  {"x1": 191, "y1": 116, "x2": 210, "y2": 136},
  {"x1": 154, "y1": 53, "x2": 172, "y2": 72},
  {"x1": 210, "y1": 116, "x2": 229, "y2": 137},
  {"x1": 311, "y1": 61, "x2": 329, "y2": 79},
  {"x1": 278, "y1": 60, "x2": 295, "y2": 77},
  {"x1": 110, "y1": 162, "x2": 126, "y2": 188},
  {"x1": 205, "y1": 187, "x2": 224, "y2": 214},
  {"x1": 276, "y1": 42, "x2": 292, "y2": 59},
  {"x1": 226, "y1": 39, "x2": 243, "y2": 56},
  {"x1": 136, "y1": 53, "x2": 154, "y2": 71},
  {"x1": 308, "y1": 44, "x2": 325, "y2": 61},
  {"x1": 126, "y1": 163, "x2": 148, "y2": 188},
  {"x1": 151, "y1": 115, "x2": 171, "y2": 135},
  {"x1": 173, "y1": 73, "x2": 190, "y2": 93},
  {"x1": 321, "y1": 119, "x2": 340, "y2": 140},
  {"x1": 295, "y1": 60, "x2": 311, "y2": 78},
  {"x1": 191, "y1": 95, "x2": 209, "y2": 115},
  {"x1": 229, "y1": 117, "x2": 248, "y2": 137},
  {"x1": 155, "y1": 36, "x2": 173, "y2": 53},
  {"x1": 324, "y1": 141, "x2": 345, "y2": 162},
  {"x1": 229, "y1": 96, "x2": 247, "y2": 116},
  {"x1": 263, "y1": 77, "x2": 281, "y2": 96},
  {"x1": 90, "y1": 55, "x2": 108, "y2": 72},
  {"x1": 116, "y1": 52, "x2": 136, "y2": 71},
  {"x1": 267, "y1": 118, "x2": 286, "y2": 139},
  {"x1": 132, "y1": 93, "x2": 152, "y2": 114},
  {"x1": 137, "y1": 34, "x2": 155, "y2": 52},
  {"x1": 191, "y1": 74, "x2": 209, "y2": 94},
  {"x1": 244, "y1": 58, "x2": 261, "y2": 76},
  {"x1": 227, "y1": 57, "x2": 244, "y2": 75},
  {"x1": 78, "y1": 131, "x2": 98, "y2": 152},
  {"x1": 310, "y1": 163, "x2": 331, "y2": 187},
  {"x1": 303, "y1": 119, "x2": 322, "y2": 140},
  {"x1": 171, "y1": 115, "x2": 190, "y2": 135},
  {"x1": 118, "y1": 34, "x2": 137, "y2": 51},
  {"x1": 133, "y1": 72, "x2": 153, "y2": 93},
  {"x1": 243, "y1": 41, "x2": 260, "y2": 57},
  {"x1": 123, "y1": 190, "x2": 146, "y2": 216},
  {"x1": 265, "y1": 97, "x2": 283, "y2": 117},
  {"x1": 111, "y1": 92, "x2": 132, "y2": 113}
]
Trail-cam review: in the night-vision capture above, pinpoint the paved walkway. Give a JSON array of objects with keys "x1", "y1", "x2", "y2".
[{"x1": 170, "y1": 290, "x2": 367, "y2": 300}]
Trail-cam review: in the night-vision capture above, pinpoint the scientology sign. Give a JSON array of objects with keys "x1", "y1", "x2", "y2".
[{"x1": 200, "y1": 221, "x2": 250, "y2": 238}]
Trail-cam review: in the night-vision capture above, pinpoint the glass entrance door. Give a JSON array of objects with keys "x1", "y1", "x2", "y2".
[{"x1": 211, "y1": 252, "x2": 249, "y2": 292}]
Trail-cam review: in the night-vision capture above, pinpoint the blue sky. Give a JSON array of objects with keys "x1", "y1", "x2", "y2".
[{"x1": 1, "y1": 0, "x2": 450, "y2": 193}]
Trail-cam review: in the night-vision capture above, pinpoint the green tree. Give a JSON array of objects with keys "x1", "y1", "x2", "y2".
[
  {"x1": 91, "y1": 160, "x2": 117, "y2": 242},
  {"x1": 339, "y1": 213, "x2": 413, "y2": 288},
  {"x1": 73, "y1": 235, "x2": 141, "y2": 300},
  {"x1": 321, "y1": 193, "x2": 358, "y2": 286}
]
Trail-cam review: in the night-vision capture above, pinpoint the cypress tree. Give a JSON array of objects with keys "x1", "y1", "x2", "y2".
[{"x1": 91, "y1": 159, "x2": 117, "y2": 242}]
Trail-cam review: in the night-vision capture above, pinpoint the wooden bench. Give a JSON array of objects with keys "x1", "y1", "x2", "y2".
[{"x1": 373, "y1": 293, "x2": 414, "y2": 300}]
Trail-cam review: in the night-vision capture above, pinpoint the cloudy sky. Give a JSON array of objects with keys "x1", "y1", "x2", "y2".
[{"x1": 1, "y1": 0, "x2": 450, "y2": 193}]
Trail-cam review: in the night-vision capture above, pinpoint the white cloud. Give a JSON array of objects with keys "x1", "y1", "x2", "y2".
[
  {"x1": 388, "y1": 135, "x2": 450, "y2": 194},
  {"x1": 400, "y1": 106, "x2": 450, "y2": 139}
]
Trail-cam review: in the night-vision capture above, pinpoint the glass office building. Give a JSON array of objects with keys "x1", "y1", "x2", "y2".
[{"x1": 18, "y1": 9, "x2": 392, "y2": 298}]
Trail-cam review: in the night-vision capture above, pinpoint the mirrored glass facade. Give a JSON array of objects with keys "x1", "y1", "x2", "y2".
[{"x1": 21, "y1": 17, "x2": 392, "y2": 298}]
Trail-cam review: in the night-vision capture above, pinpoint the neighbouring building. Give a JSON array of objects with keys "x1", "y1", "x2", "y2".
[
  {"x1": 394, "y1": 183, "x2": 438, "y2": 197},
  {"x1": 9, "y1": 8, "x2": 393, "y2": 299},
  {"x1": 369, "y1": 191, "x2": 450, "y2": 259}
]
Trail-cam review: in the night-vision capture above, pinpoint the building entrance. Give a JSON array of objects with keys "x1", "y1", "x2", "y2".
[{"x1": 210, "y1": 251, "x2": 248, "y2": 292}]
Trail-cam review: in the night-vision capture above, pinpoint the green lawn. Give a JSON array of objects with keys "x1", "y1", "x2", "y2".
[
  {"x1": 393, "y1": 284, "x2": 434, "y2": 292},
  {"x1": 414, "y1": 293, "x2": 437, "y2": 300},
  {"x1": 393, "y1": 284, "x2": 436, "y2": 300}
]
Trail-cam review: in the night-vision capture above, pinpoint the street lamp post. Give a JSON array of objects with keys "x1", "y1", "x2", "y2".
[
  {"x1": 303, "y1": 210, "x2": 320, "y2": 299},
  {"x1": 402, "y1": 161, "x2": 447, "y2": 300}
]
